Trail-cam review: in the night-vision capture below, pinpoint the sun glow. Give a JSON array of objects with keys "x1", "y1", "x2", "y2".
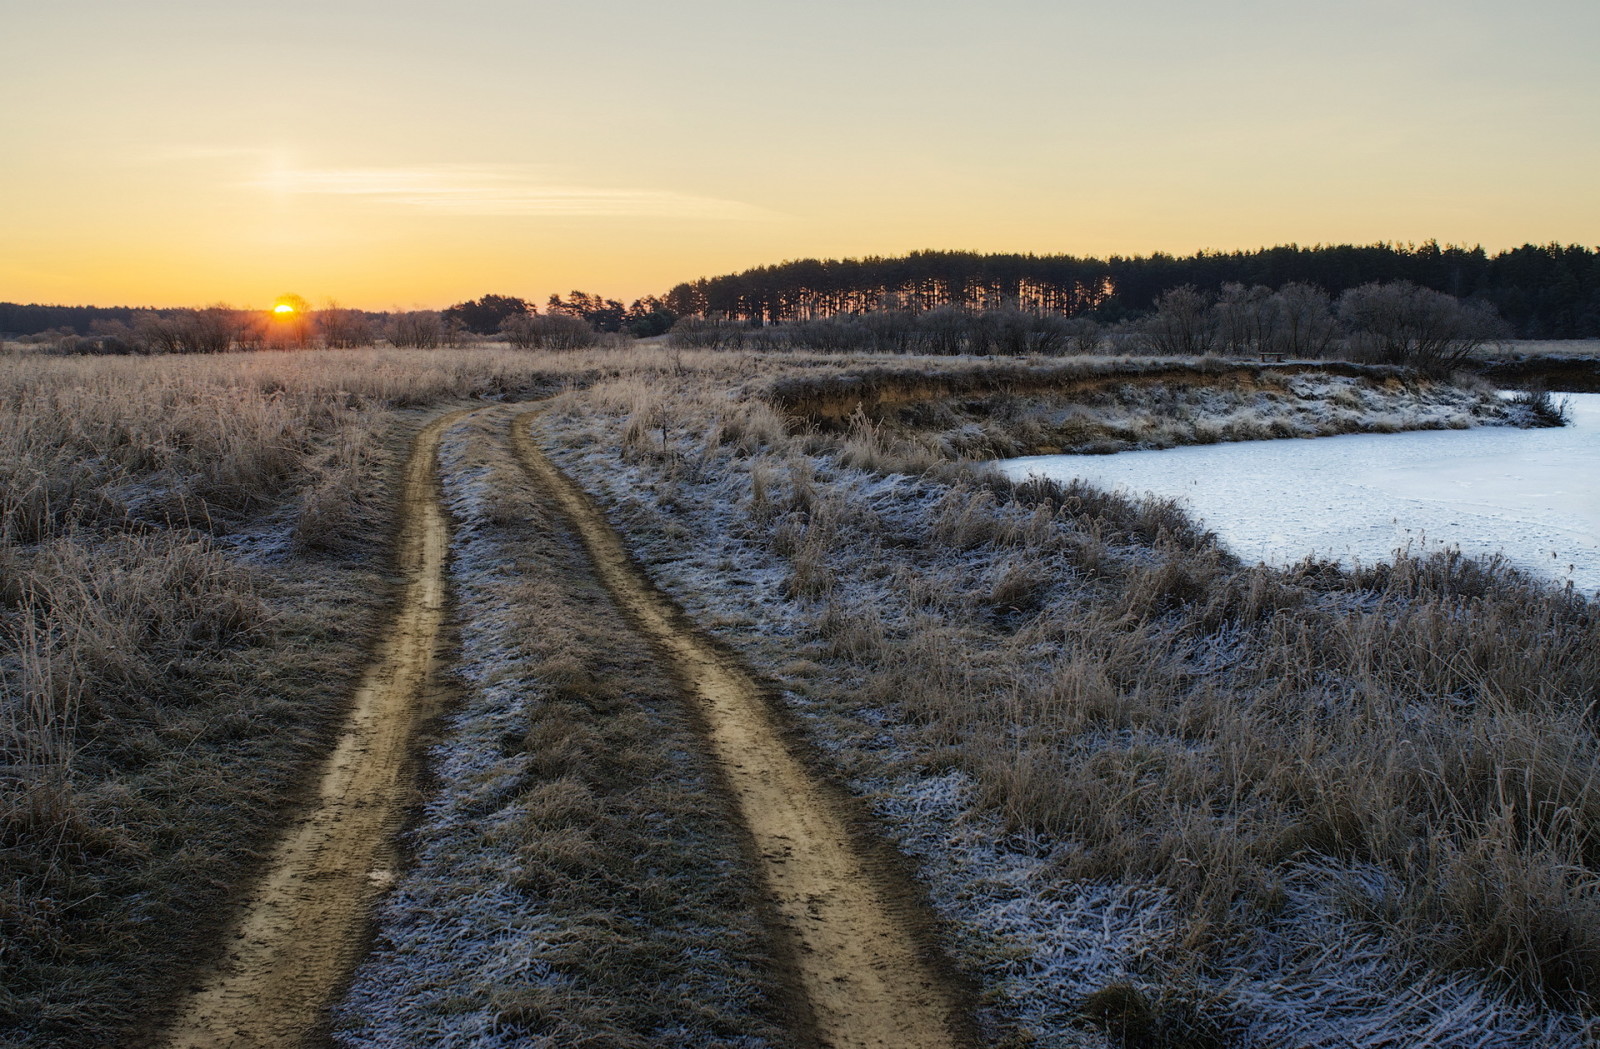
[{"x1": 273, "y1": 303, "x2": 296, "y2": 314}]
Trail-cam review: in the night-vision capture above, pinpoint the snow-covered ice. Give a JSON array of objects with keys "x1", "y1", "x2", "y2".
[{"x1": 1001, "y1": 393, "x2": 1600, "y2": 597}]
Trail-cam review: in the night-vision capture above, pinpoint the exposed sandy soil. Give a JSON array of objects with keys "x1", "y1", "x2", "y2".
[
  {"x1": 510, "y1": 410, "x2": 973, "y2": 1049},
  {"x1": 157, "y1": 407, "x2": 474, "y2": 1049}
]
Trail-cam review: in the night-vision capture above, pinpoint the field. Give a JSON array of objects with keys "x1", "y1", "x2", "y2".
[{"x1": 2, "y1": 346, "x2": 1596, "y2": 1048}]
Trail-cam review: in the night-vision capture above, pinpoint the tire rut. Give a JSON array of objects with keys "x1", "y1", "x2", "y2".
[
  {"x1": 510, "y1": 411, "x2": 971, "y2": 1049},
  {"x1": 158, "y1": 406, "x2": 475, "y2": 1049}
]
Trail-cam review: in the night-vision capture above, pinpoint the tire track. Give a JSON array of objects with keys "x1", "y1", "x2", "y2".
[
  {"x1": 159, "y1": 407, "x2": 475, "y2": 1049},
  {"x1": 510, "y1": 411, "x2": 971, "y2": 1049}
]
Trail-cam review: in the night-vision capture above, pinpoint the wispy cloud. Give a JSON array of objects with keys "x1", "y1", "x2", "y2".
[{"x1": 244, "y1": 163, "x2": 777, "y2": 220}]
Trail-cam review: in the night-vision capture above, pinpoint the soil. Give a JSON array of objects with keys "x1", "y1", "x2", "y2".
[
  {"x1": 157, "y1": 407, "x2": 474, "y2": 1049},
  {"x1": 510, "y1": 411, "x2": 971, "y2": 1049}
]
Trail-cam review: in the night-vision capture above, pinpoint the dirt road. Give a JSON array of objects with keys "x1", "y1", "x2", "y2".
[
  {"x1": 159, "y1": 408, "x2": 471, "y2": 1049},
  {"x1": 510, "y1": 412, "x2": 970, "y2": 1049},
  {"x1": 160, "y1": 403, "x2": 968, "y2": 1049}
]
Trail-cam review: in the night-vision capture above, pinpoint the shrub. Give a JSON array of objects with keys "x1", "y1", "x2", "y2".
[
  {"x1": 1505, "y1": 387, "x2": 1570, "y2": 427},
  {"x1": 387, "y1": 311, "x2": 447, "y2": 349},
  {"x1": 1139, "y1": 285, "x2": 1216, "y2": 356},
  {"x1": 500, "y1": 312, "x2": 599, "y2": 350},
  {"x1": 1338, "y1": 281, "x2": 1508, "y2": 374}
]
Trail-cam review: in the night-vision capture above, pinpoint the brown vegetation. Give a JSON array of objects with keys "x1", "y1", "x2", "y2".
[
  {"x1": 765, "y1": 358, "x2": 1522, "y2": 458},
  {"x1": 0, "y1": 349, "x2": 571, "y2": 1046},
  {"x1": 533, "y1": 358, "x2": 1599, "y2": 1039},
  {"x1": 3, "y1": 344, "x2": 1589, "y2": 1046}
]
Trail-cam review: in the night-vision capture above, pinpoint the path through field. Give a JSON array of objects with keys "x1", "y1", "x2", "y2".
[
  {"x1": 511, "y1": 411, "x2": 969, "y2": 1049},
  {"x1": 162, "y1": 404, "x2": 968, "y2": 1048},
  {"x1": 159, "y1": 408, "x2": 473, "y2": 1049}
]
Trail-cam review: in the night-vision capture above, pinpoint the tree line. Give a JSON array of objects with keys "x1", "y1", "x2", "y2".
[
  {"x1": 668, "y1": 280, "x2": 1510, "y2": 375},
  {"x1": 1, "y1": 304, "x2": 383, "y2": 352},
  {"x1": 660, "y1": 243, "x2": 1600, "y2": 338},
  {"x1": 0, "y1": 291, "x2": 679, "y2": 350},
  {"x1": 6, "y1": 240, "x2": 1597, "y2": 350}
]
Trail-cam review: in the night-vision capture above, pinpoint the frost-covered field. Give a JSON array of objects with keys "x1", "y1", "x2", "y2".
[
  {"x1": 535, "y1": 368, "x2": 1598, "y2": 1048},
  {"x1": 1001, "y1": 393, "x2": 1600, "y2": 596}
]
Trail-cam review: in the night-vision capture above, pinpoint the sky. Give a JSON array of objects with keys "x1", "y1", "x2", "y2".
[{"x1": 5, "y1": 0, "x2": 1599, "y2": 310}]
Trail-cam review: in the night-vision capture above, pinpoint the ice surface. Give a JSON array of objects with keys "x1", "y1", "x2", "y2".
[{"x1": 1001, "y1": 394, "x2": 1600, "y2": 597}]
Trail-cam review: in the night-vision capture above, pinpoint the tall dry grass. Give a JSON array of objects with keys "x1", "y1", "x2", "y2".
[
  {"x1": 7, "y1": 344, "x2": 1587, "y2": 1044},
  {"x1": 533, "y1": 356, "x2": 1600, "y2": 1039},
  {"x1": 0, "y1": 346, "x2": 598, "y2": 1046}
]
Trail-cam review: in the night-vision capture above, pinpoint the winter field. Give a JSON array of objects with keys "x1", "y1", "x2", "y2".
[
  {"x1": 1001, "y1": 393, "x2": 1600, "y2": 597},
  {"x1": 2, "y1": 346, "x2": 1597, "y2": 1048}
]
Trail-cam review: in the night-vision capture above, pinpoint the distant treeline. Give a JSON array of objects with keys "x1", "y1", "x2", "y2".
[
  {"x1": 661, "y1": 243, "x2": 1600, "y2": 338},
  {"x1": 0, "y1": 294, "x2": 674, "y2": 342},
  {"x1": 9, "y1": 241, "x2": 1599, "y2": 343},
  {"x1": 0, "y1": 303, "x2": 393, "y2": 341},
  {"x1": 0, "y1": 303, "x2": 151, "y2": 337}
]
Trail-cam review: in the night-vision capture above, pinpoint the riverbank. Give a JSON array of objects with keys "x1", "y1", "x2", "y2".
[{"x1": 769, "y1": 357, "x2": 1553, "y2": 462}]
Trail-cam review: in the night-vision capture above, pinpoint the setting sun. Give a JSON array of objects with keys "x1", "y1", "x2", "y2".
[{"x1": 273, "y1": 303, "x2": 295, "y2": 315}]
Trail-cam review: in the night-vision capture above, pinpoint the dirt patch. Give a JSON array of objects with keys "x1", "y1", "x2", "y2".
[
  {"x1": 158, "y1": 407, "x2": 474, "y2": 1049},
  {"x1": 511, "y1": 411, "x2": 972, "y2": 1049}
]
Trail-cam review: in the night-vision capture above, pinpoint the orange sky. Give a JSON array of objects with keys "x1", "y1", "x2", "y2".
[{"x1": 5, "y1": 1, "x2": 1598, "y2": 309}]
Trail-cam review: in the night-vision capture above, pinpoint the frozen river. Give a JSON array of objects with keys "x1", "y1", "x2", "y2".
[{"x1": 999, "y1": 393, "x2": 1600, "y2": 597}]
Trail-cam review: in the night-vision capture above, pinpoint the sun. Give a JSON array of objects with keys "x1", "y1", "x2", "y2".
[{"x1": 273, "y1": 303, "x2": 296, "y2": 315}]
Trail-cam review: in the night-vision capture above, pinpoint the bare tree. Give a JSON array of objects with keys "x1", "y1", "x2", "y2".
[
  {"x1": 388, "y1": 311, "x2": 447, "y2": 349},
  {"x1": 317, "y1": 304, "x2": 375, "y2": 349},
  {"x1": 128, "y1": 307, "x2": 246, "y2": 353},
  {"x1": 131, "y1": 312, "x2": 187, "y2": 354},
  {"x1": 1267, "y1": 283, "x2": 1338, "y2": 359},
  {"x1": 498, "y1": 312, "x2": 597, "y2": 350},
  {"x1": 1140, "y1": 285, "x2": 1216, "y2": 356},
  {"x1": 187, "y1": 307, "x2": 245, "y2": 353},
  {"x1": 1062, "y1": 316, "x2": 1103, "y2": 355},
  {"x1": 1213, "y1": 283, "x2": 1278, "y2": 356},
  {"x1": 1338, "y1": 282, "x2": 1507, "y2": 374}
]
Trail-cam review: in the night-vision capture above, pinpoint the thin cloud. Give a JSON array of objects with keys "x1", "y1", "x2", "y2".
[{"x1": 246, "y1": 164, "x2": 778, "y2": 220}]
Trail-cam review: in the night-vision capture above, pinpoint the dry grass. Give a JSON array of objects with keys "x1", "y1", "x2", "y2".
[
  {"x1": 6, "y1": 343, "x2": 1590, "y2": 1045},
  {"x1": 534, "y1": 356, "x2": 1599, "y2": 1043},
  {"x1": 0, "y1": 347, "x2": 590, "y2": 1046}
]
